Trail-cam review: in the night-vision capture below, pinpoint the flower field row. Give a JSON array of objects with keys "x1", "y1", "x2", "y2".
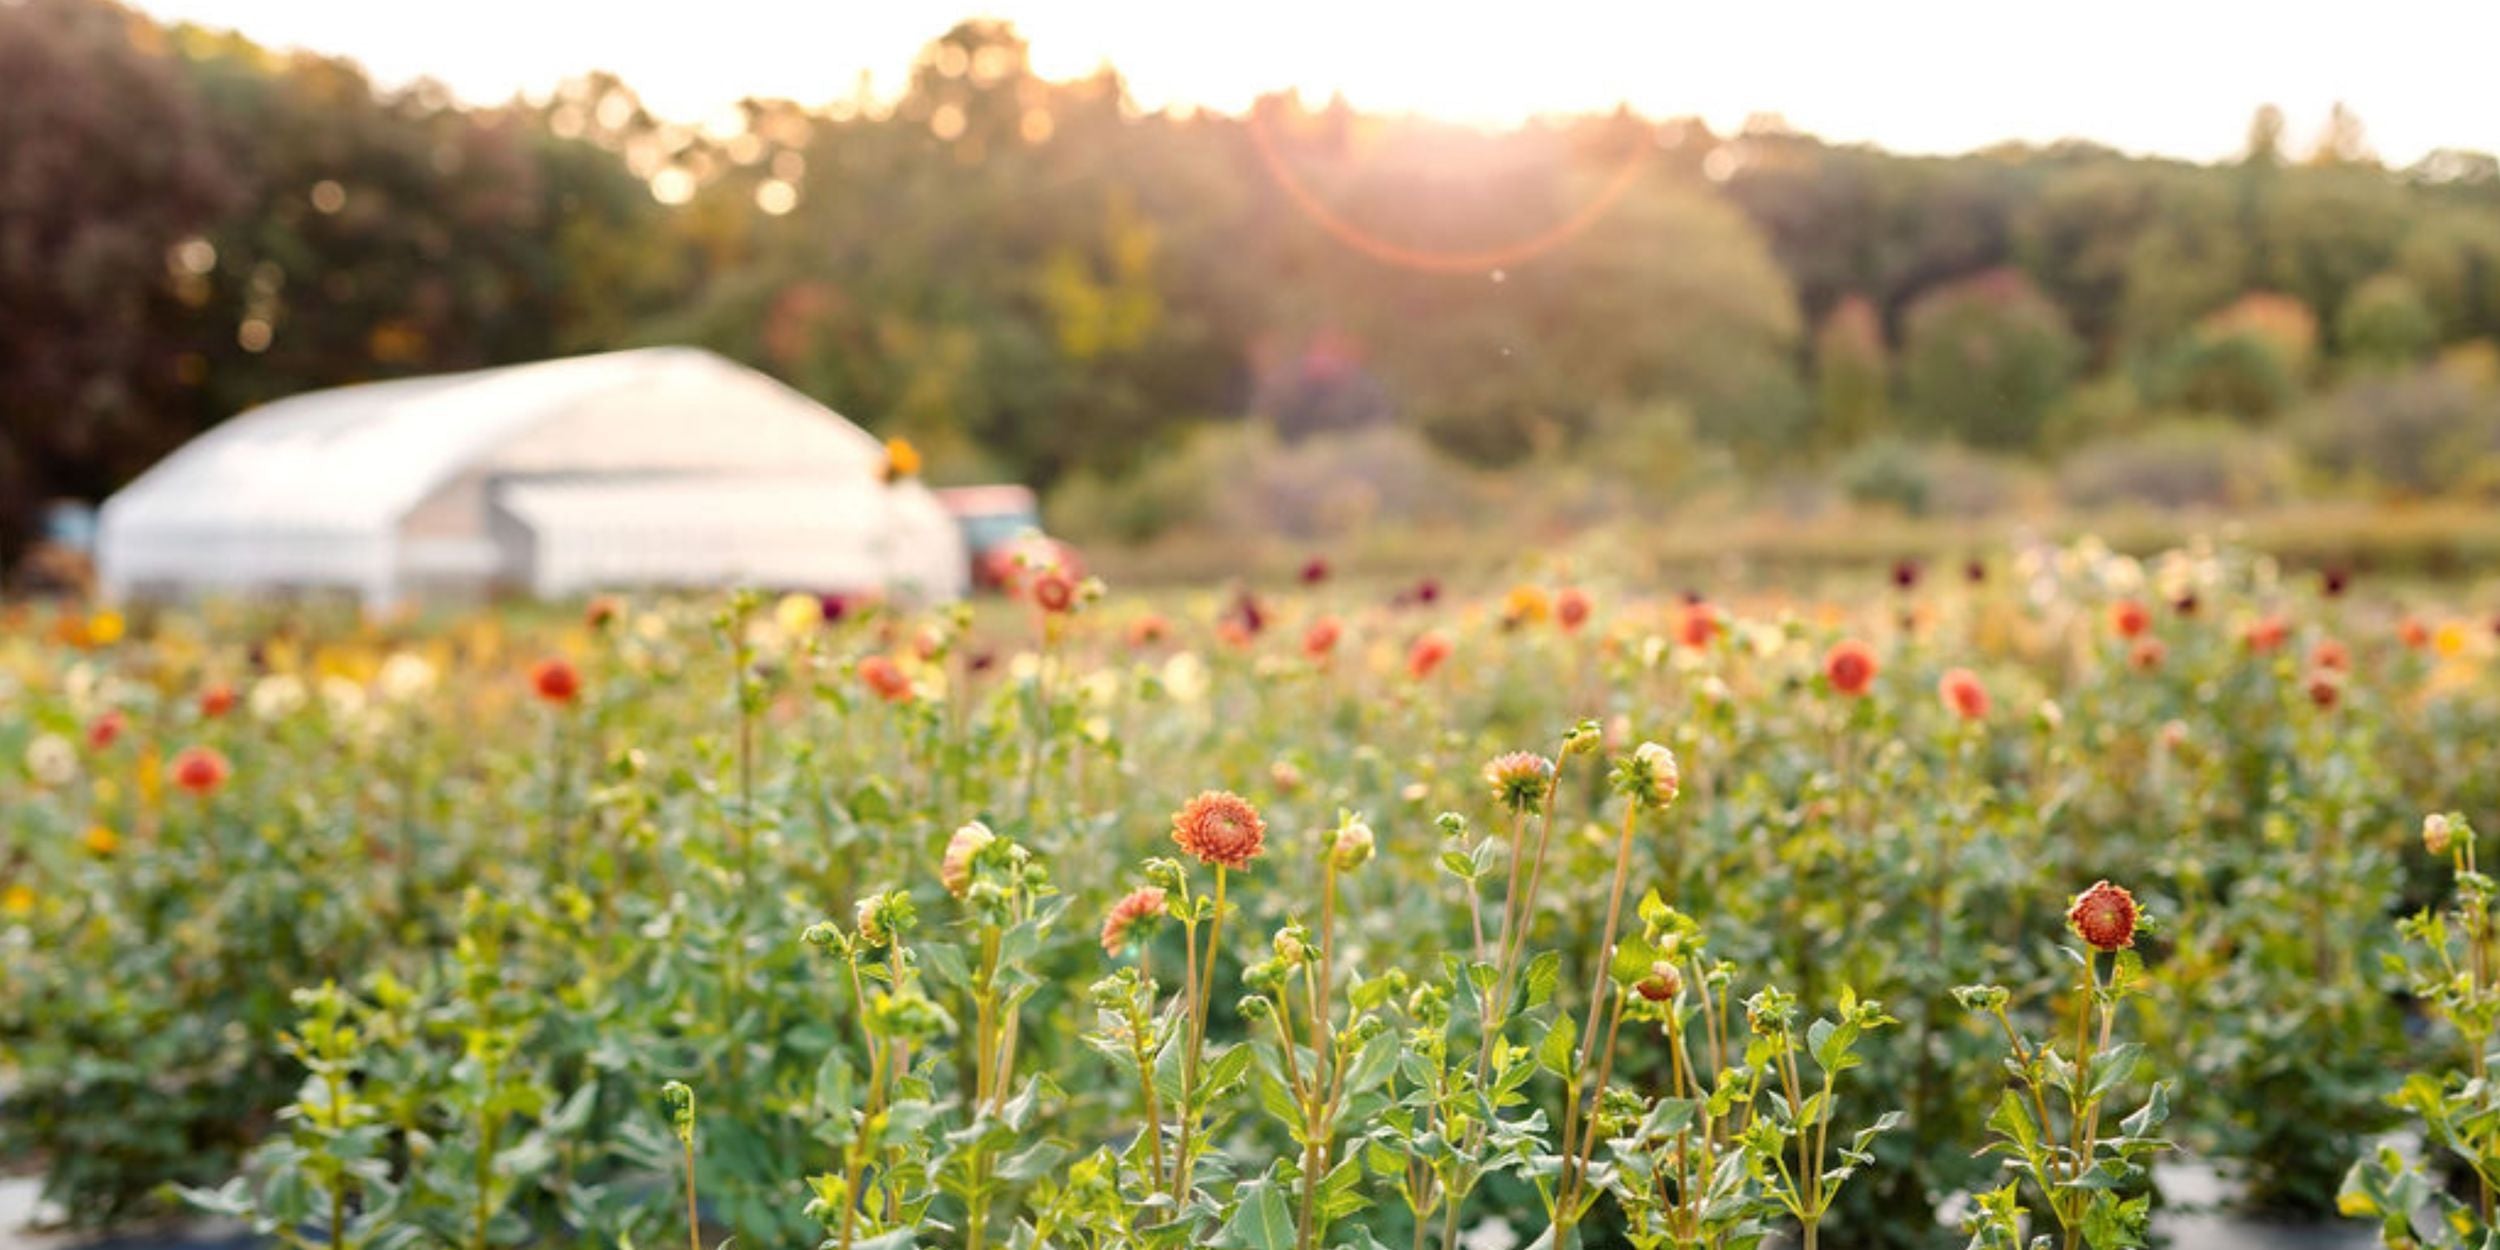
[{"x1": 4, "y1": 542, "x2": 2498, "y2": 1249}]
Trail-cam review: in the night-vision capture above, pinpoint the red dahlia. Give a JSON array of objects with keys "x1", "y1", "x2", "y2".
[
  {"x1": 1824, "y1": 639, "x2": 1879, "y2": 698},
  {"x1": 1031, "y1": 569, "x2": 1076, "y2": 614},
  {"x1": 1556, "y1": 588, "x2": 1592, "y2": 633},
  {"x1": 170, "y1": 745, "x2": 231, "y2": 797},
  {"x1": 1677, "y1": 602, "x2": 1719, "y2": 650},
  {"x1": 530, "y1": 657, "x2": 582, "y2": 705},
  {"x1": 2067, "y1": 880, "x2": 2139, "y2": 951}
]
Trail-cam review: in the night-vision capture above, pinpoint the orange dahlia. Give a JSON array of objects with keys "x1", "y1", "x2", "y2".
[
  {"x1": 858, "y1": 654, "x2": 912, "y2": 702},
  {"x1": 1938, "y1": 667, "x2": 1989, "y2": 720},
  {"x1": 882, "y1": 436, "x2": 922, "y2": 483},
  {"x1": 1407, "y1": 632, "x2": 1452, "y2": 680},
  {"x1": 1303, "y1": 616, "x2": 1342, "y2": 659},
  {"x1": 1171, "y1": 790, "x2": 1266, "y2": 870},
  {"x1": 2110, "y1": 599, "x2": 2151, "y2": 640},
  {"x1": 2242, "y1": 614, "x2": 2291, "y2": 653},
  {"x1": 1100, "y1": 886, "x2": 1168, "y2": 955}
]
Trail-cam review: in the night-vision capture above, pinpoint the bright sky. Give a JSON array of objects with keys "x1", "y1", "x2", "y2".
[{"x1": 128, "y1": 0, "x2": 2498, "y2": 165}]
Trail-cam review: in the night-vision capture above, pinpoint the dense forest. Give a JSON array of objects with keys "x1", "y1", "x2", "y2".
[{"x1": 8, "y1": 0, "x2": 2500, "y2": 564}]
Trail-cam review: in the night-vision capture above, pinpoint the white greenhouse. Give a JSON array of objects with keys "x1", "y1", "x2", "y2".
[{"x1": 96, "y1": 348, "x2": 968, "y2": 607}]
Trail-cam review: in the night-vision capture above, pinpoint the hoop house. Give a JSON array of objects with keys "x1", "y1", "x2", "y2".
[{"x1": 96, "y1": 348, "x2": 966, "y2": 607}]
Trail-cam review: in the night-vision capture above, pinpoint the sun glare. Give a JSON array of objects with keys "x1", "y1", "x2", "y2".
[{"x1": 119, "y1": 0, "x2": 2500, "y2": 163}]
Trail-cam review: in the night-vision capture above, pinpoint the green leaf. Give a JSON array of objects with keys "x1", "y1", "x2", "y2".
[
  {"x1": 2118, "y1": 1081, "x2": 2169, "y2": 1139},
  {"x1": 1538, "y1": 1015, "x2": 1578, "y2": 1079},
  {"x1": 1986, "y1": 1090, "x2": 2037, "y2": 1158},
  {"x1": 2079, "y1": 1192, "x2": 2148, "y2": 1249},
  {"x1": 1203, "y1": 1043, "x2": 1255, "y2": 1104},
  {"x1": 1220, "y1": 1177, "x2": 1295, "y2": 1250},
  {"x1": 1608, "y1": 935, "x2": 1657, "y2": 987},
  {"x1": 1344, "y1": 1031, "x2": 1401, "y2": 1096},
  {"x1": 995, "y1": 1139, "x2": 1069, "y2": 1182},
  {"x1": 1524, "y1": 951, "x2": 1562, "y2": 1010}
]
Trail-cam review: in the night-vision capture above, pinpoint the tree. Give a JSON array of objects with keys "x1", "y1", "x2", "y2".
[
  {"x1": 2305, "y1": 102, "x2": 2377, "y2": 169},
  {"x1": 0, "y1": 0, "x2": 237, "y2": 560},
  {"x1": 2159, "y1": 292, "x2": 2316, "y2": 420},
  {"x1": 2243, "y1": 105, "x2": 2287, "y2": 168},
  {"x1": 1900, "y1": 268, "x2": 2082, "y2": 449},
  {"x1": 2335, "y1": 274, "x2": 2439, "y2": 371},
  {"x1": 1814, "y1": 295, "x2": 1889, "y2": 447}
]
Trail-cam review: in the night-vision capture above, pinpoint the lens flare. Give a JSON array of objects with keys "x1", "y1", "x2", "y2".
[{"x1": 1245, "y1": 99, "x2": 1649, "y2": 274}]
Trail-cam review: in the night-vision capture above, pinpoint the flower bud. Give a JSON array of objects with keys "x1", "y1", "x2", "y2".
[
  {"x1": 1952, "y1": 984, "x2": 2011, "y2": 1013},
  {"x1": 1143, "y1": 857, "x2": 1186, "y2": 892},
  {"x1": 1483, "y1": 751, "x2": 1557, "y2": 814},
  {"x1": 662, "y1": 1081, "x2": 696, "y2": 1145},
  {"x1": 2066, "y1": 880, "x2": 2139, "y2": 952},
  {"x1": 1635, "y1": 961, "x2": 1683, "y2": 1002},
  {"x1": 2426, "y1": 813, "x2": 2456, "y2": 857},
  {"x1": 940, "y1": 821, "x2": 996, "y2": 898},
  {"x1": 1614, "y1": 742, "x2": 1680, "y2": 810},
  {"x1": 1328, "y1": 812, "x2": 1375, "y2": 871}
]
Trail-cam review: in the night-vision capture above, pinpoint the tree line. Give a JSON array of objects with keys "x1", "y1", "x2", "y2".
[{"x1": 7, "y1": 0, "x2": 2499, "y2": 561}]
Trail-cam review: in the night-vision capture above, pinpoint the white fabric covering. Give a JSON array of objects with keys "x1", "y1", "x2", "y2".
[{"x1": 98, "y1": 347, "x2": 966, "y2": 606}]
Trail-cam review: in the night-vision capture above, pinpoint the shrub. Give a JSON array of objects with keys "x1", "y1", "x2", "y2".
[
  {"x1": 1049, "y1": 421, "x2": 1489, "y2": 546},
  {"x1": 1900, "y1": 268, "x2": 2084, "y2": 450},
  {"x1": 2059, "y1": 420, "x2": 2298, "y2": 509},
  {"x1": 2335, "y1": 273, "x2": 2440, "y2": 372},
  {"x1": 1836, "y1": 437, "x2": 2026, "y2": 518},
  {"x1": 2162, "y1": 330, "x2": 2303, "y2": 421},
  {"x1": 1814, "y1": 294, "x2": 1890, "y2": 448},
  {"x1": 2293, "y1": 365, "x2": 2500, "y2": 496}
]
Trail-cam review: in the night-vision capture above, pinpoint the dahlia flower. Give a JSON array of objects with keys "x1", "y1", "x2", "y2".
[
  {"x1": 2067, "y1": 880, "x2": 2138, "y2": 952},
  {"x1": 1172, "y1": 790, "x2": 1266, "y2": 870}
]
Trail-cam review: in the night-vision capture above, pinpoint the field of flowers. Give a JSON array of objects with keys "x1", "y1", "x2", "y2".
[{"x1": 6, "y1": 541, "x2": 2500, "y2": 1250}]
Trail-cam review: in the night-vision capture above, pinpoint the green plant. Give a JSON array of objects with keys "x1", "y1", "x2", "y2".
[
  {"x1": 2342, "y1": 813, "x2": 2500, "y2": 1245},
  {"x1": 1956, "y1": 882, "x2": 2173, "y2": 1250}
]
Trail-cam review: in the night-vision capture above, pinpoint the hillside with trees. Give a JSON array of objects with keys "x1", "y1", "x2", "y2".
[{"x1": 8, "y1": 0, "x2": 2500, "y2": 568}]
